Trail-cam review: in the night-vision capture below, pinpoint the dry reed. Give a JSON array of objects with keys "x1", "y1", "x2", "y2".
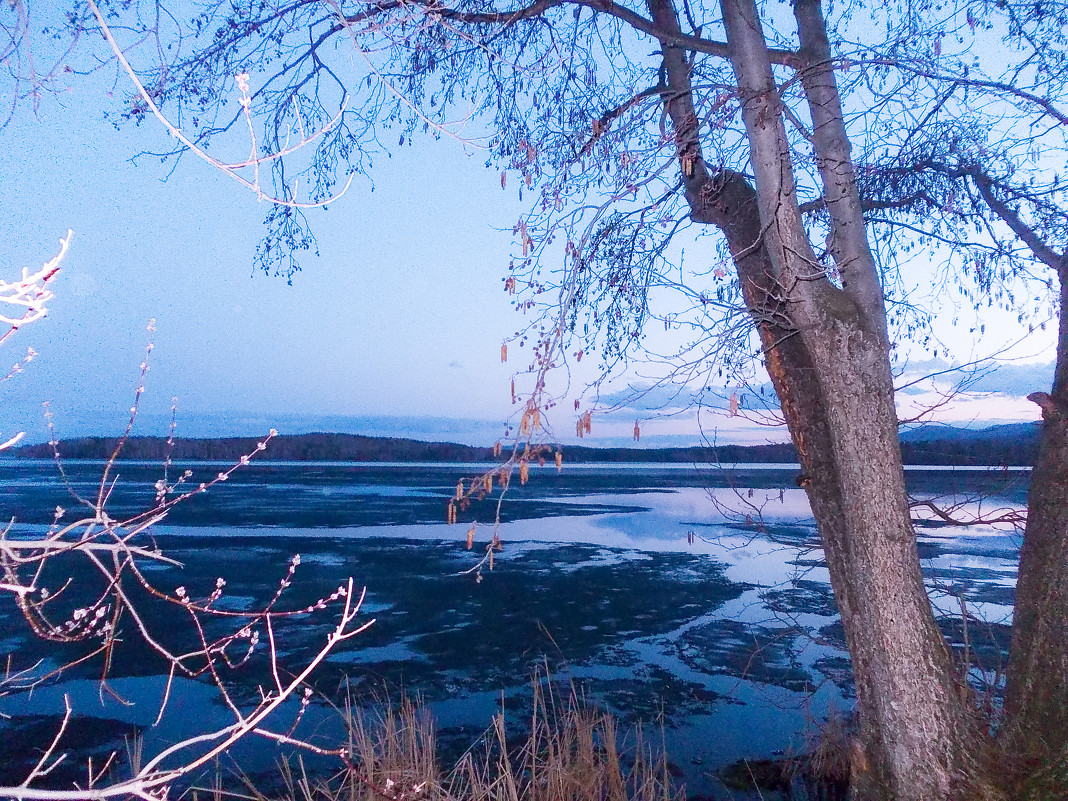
[{"x1": 244, "y1": 680, "x2": 683, "y2": 801}]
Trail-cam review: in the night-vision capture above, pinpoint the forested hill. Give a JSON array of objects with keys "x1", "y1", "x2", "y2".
[{"x1": 7, "y1": 423, "x2": 1041, "y2": 466}]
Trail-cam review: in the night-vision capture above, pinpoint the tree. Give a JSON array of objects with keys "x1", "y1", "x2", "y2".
[
  {"x1": 845, "y1": 12, "x2": 1068, "y2": 791},
  {"x1": 16, "y1": 0, "x2": 1068, "y2": 797}
]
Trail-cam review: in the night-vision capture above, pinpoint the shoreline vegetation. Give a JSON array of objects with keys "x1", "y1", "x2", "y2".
[
  {"x1": 5, "y1": 422, "x2": 1040, "y2": 466},
  {"x1": 296, "y1": 684, "x2": 691, "y2": 801},
  {"x1": 244, "y1": 681, "x2": 849, "y2": 801}
]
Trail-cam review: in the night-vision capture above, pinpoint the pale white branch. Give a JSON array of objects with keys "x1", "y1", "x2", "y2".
[{"x1": 86, "y1": 0, "x2": 352, "y2": 209}]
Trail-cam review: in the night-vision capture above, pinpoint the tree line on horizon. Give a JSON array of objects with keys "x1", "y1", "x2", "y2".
[{"x1": 8, "y1": 426, "x2": 1041, "y2": 466}]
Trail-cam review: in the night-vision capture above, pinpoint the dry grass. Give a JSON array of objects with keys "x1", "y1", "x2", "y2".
[
  {"x1": 796, "y1": 713, "x2": 852, "y2": 789},
  {"x1": 237, "y1": 681, "x2": 683, "y2": 801},
  {"x1": 341, "y1": 695, "x2": 440, "y2": 801},
  {"x1": 447, "y1": 682, "x2": 680, "y2": 801},
  {"x1": 782, "y1": 713, "x2": 851, "y2": 801}
]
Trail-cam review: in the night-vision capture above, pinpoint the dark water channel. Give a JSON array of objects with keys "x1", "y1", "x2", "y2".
[{"x1": 0, "y1": 460, "x2": 1026, "y2": 798}]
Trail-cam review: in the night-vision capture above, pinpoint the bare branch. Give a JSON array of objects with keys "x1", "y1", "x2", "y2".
[{"x1": 86, "y1": 0, "x2": 353, "y2": 209}]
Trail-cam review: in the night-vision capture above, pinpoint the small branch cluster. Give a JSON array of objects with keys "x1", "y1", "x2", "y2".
[
  {"x1": 0, "y1": 240, "x2": 373, "y2": 800},
  {"x1": 1, "y1": 420, "x2": 375, "y2": 798},
  {"x1": 0, "y1": 231, "x2": 65, "y2": 334},
  {"x1": 0, "y1": 231, "x2": 70, "y2": 451},
  {"x1": 448, "y1": 440, "x2": 563, "y2": 580},
  {"x1": 0, "y1": 419, "x2": 374, "y2": 799}
]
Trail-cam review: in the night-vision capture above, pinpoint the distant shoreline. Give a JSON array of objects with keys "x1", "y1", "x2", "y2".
[{"x1": 5, "y1": 424, "x2": 1040, "y2": 467}]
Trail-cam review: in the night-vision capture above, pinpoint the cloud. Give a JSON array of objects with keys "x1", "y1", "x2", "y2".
[
  {"x1": 592, "y1": 382, "x2": 778, "y2": 416},
  {"x1": 5, "y1": 411, "x2": 512, "y2": 448},
  {"x1": 12, "y1": 358, "x2": 1050, "y2": 450},
  {"x1": 561, "y1": 362, "x2": 1052, "y2": 448},
  {"x1": 897, "y1": 358, "x2": 1054, "y2": 396},
  {"x1": 896, "y1": 389, "x2": 1041, "y2": 426},
  {"x1": 959, "y1": 362, "x2": 1053, "y2": 396},
  {"x1": 892, "y1": 358, "x2": 1051, "y2": 425},
  {"x1": 593, "y1": 383, "x2": 701, "y2": 411}
]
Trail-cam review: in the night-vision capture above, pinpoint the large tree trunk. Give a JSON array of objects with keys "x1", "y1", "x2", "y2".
[
  {"x1": 646, "y1": 0, "x2": 1000, "y2": 796},
  {"x1": 1000, "y1": 261, "x2": 1068, "y2": 796},
  {"x1": 691, "y1": 169, "x2": 997, "y2": 801}
]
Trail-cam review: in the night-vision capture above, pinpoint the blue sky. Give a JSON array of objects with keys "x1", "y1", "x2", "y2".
[
  {"x1": 0, "y1": 38, "x2": 1058, "y2": 449},
  {"x1": 0, "y1": 79, "x2": 534, "y2": 445}
]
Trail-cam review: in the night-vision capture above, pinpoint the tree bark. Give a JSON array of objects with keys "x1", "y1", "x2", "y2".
[
  {"x1": 647, "y1": 0, "x2": 1000, "y2": 796},
  {"x1": 692, "y1": 173, "x2": 997, "y2": 801},
  {"x1": 1000, "y1": 259, "x2": 1068, "y2": 796}
]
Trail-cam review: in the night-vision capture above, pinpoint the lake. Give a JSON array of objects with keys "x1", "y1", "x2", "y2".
[{"x1": 0, "y1": 459, "x2": 1027, "y2": 798}]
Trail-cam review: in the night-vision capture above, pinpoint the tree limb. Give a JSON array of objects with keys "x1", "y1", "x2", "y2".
[{"x1": 344, "y1": 0, "x2": 798, "y2": 64}]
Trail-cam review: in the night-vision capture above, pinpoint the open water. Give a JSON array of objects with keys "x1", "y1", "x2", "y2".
[{"x1": 0, "y1": 459, "x2": 1027, "y2": 797}]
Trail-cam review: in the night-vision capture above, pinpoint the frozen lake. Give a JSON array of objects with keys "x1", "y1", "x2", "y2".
[{"x1": 0, "y1": 459, "x2": 1027, "y2": 797}]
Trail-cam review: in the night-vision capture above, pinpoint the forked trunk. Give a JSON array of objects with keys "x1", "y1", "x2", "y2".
[
  {"x1": 646, "y1": 0, "x2": 1001, "y2": 794},
  {"x1": 691, "y1": 171, "x2": 997, "y2": 801}
]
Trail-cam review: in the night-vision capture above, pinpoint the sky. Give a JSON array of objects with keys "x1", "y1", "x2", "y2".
[{"x1": 0, "y1": 25, "x2": 1058, "y2": 450}]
